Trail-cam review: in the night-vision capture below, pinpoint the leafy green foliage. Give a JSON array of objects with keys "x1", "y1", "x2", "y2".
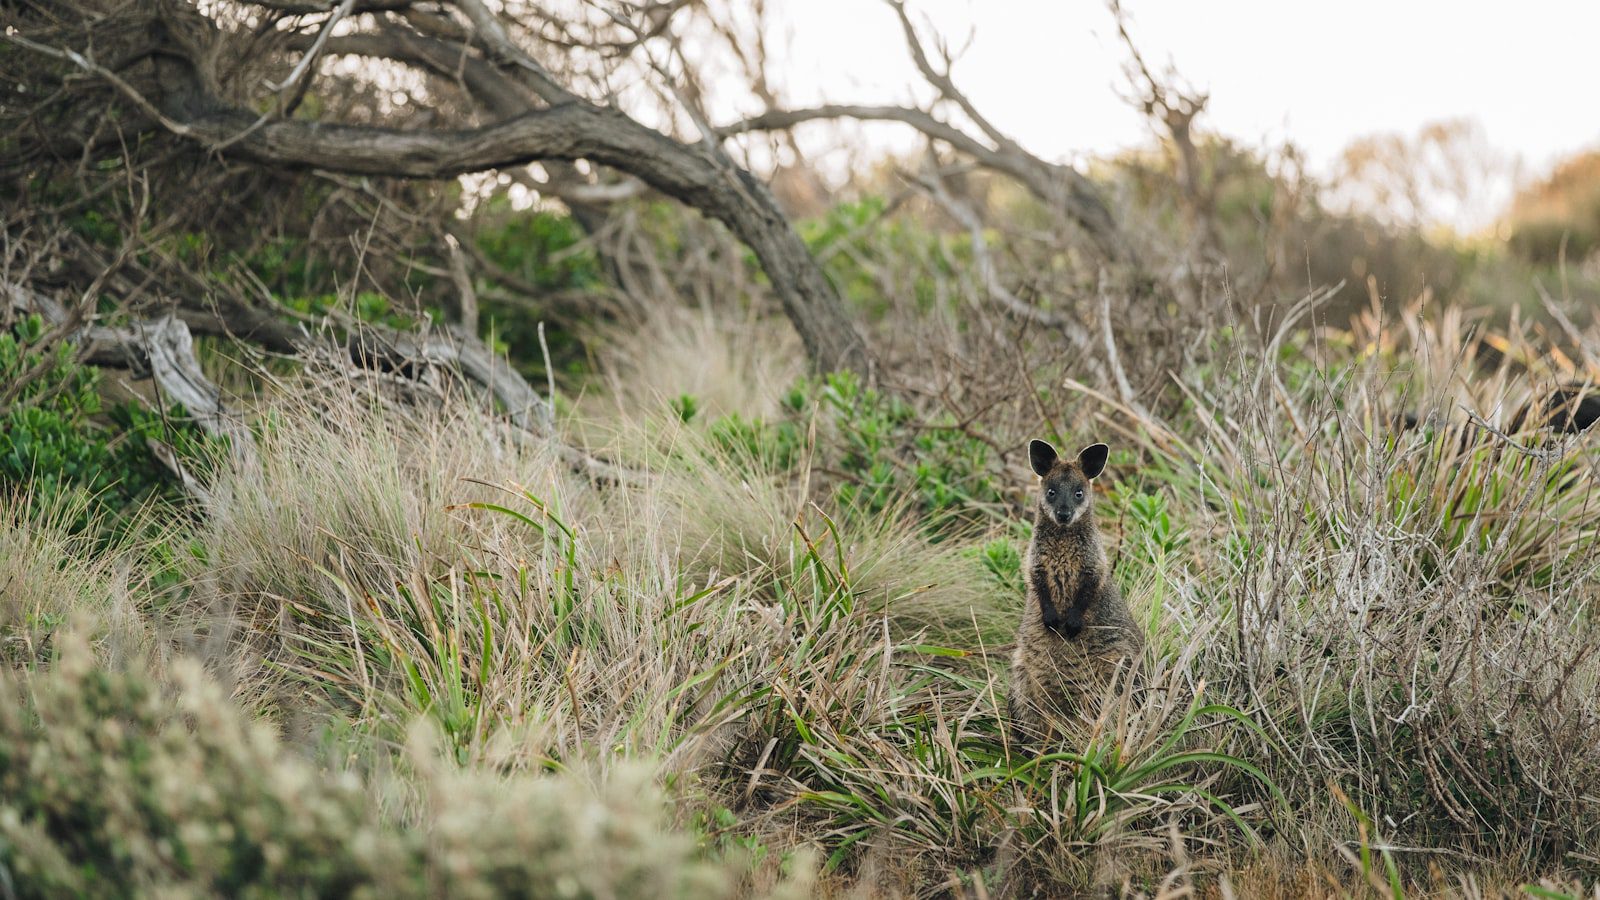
[
  {"x1": 277, "y1": 288, "x2": 433, "y2": 331},
  {"x1": 685, "y1": 371, "x2": 1005, "y2": 531},
  {"x1": 1119, "y1": 490, "x2": 1190, "y2": 572},
  {"x1": 974, "y1": 537, "x2": 1023, "y2": 596},
  {"x1": 471, "y1": 204, "x2": 604, "y2": 376},
  {"x1": 0, "y1": 315, "x2": 216, "y2": 527},
  {"x1": 475, "y1": 206, "x2": 603, "y2": 292},
  {"x1": 801, "y1": 197, "x2": 966, "y2": 316},
  {"x1": 817, "y1": 371, "x2": 1005, "y2": 526},
  {"x1": 707, "y1": 412, "x2": 804, "y2": 473},
  {"x1": 670, "y1": 393, "x2": 701, "y2": 423}
]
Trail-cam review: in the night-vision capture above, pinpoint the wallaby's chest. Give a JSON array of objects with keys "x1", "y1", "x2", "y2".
[
  {"x1": 1026, "y1": 533, "x2": 1100, "y2": 591},
  {"x1": 1030, "y1": 558, "x2": 1089, "y2": 599}
]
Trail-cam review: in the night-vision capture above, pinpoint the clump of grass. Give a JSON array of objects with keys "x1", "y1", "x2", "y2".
[
  {"x1": 183, "y1": 375, "x2": 591, "y2": 705},
  {"x1": 0, "y1": 490, "x2": 163, "y2": 669},
  {"x1": 589, "y1": 303, "x2": 806, "y2": 424}
]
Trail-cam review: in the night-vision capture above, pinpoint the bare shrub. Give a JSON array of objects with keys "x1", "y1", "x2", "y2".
[{"x1": 1091, "y1": 291, "x2": 1600, "y2": 877}]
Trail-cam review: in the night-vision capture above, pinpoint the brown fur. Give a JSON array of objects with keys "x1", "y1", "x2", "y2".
[{"x1": 1008, "y1": 440, "x2": 1144, "y2": 746}]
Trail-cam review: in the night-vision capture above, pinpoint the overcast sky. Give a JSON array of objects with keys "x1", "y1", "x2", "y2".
[{"x1": 752, "y1": 0, "x2": 1600, "y2": 229}]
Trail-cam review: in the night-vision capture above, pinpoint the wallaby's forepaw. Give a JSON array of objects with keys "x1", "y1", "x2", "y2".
[
  {"x1": 1052, "y1": 606, "x2": 1084, "y2": 637},
  {"x1": 1040, "y1": 607, "x2": 1064, "y2": 632}
]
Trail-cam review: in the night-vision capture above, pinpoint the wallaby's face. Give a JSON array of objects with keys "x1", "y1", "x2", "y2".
[{"x1": 1028, "y1": 440, "x2": 1109, "y2": 527}]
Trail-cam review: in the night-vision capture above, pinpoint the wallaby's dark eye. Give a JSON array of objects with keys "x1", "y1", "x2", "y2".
[
  {"x1": 1074, "y1": 490, "x2": 1084, "y2": 499},
  {"x1": 1046, "y1": 489, "x2": 1056, "y2": 499}
]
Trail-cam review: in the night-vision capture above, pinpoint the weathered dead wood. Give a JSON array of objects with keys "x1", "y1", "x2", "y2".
[
  {"x1": 88, "y1": 317, "x2": 250, "y2": 446},
  {"x1": 6, "y1": 282, "x2": 253, "y2": 499},
  {"x1": 347, "y1": 323, "x2": 553, "y2": 435}
]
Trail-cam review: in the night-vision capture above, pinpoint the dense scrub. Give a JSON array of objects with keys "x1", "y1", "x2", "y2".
[
  {"x1": 8, "y1": 0, "x2": 1600, "y2": 891},
  {"x1": 0, "y1": 635, "x2": 778, "y2": 898}
]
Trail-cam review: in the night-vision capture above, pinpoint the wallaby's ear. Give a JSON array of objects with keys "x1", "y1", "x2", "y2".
[
  {"x1": 1078, "y1": 443, "x2": 1109, "y2": 480},
  {"x1": 1028, "y1": 439, "x2": 1059, "y2": 477}
]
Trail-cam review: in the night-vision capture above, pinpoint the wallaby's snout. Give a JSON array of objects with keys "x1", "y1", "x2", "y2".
[{"x1": 1051, "y1": 501, "x2": 1080, "y2": 526}]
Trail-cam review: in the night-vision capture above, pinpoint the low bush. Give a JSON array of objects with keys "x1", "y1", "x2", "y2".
[
  {"x1": 0, "y1": 314, "x2": 215, "y2": 530},
  {"x1": 0, "y1": 633, "x2": 795, "y2": 899}
]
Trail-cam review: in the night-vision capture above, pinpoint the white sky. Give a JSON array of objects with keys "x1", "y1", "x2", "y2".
[{"x1": 749, "y1": 0, "x2": 1600, "y2": 228}]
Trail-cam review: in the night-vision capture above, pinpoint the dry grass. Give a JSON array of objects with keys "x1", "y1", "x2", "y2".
[
  {"x1": 586, "y1": 303, "x2": 806, "y2": 423},
  {"x1": 0, "y1": 492, "x2": 163, "y2": 670},
  {"x1": 1082, "y1": 291, "x2": 1600, "y2": 885}
]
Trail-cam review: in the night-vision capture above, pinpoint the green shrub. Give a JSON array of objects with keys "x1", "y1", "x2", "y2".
[
  {"x1": 687, "y1": 371, "x2": 1006, "y2": 532},
  {"x1": 277, "y1": 288, "x2": 434, "y2": 331},
  {"x1": 0, "y1": 315, "x2": 215, "y2": 528},
  {"x1": 0, "y1": 639, "x2": 399, "y2": 897},
  {"x1": 0, "y1": 635, "x2": 778, "y2": 899},
  {"x1": 973, "y1": 537, "x2": 1023, "y2": 596},
  {"x1": 471, "y1": 204, "x2": 603, "y2": 376},
  {"x1": 1118, "y1": 489, "x2": 1190, "y2": 573},
  {"x1": 707, "y1": 411, "x2": 804, "y2": 473}
]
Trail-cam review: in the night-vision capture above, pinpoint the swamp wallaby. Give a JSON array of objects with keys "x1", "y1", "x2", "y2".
[{"x1": 1008, "y1": 439, "x2": 1144, "y2": 746}]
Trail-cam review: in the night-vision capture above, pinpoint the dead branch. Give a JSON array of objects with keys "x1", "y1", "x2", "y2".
[
  {"x1": 5, "y1": 281, "x2": 256, "y2": 490},
  {"x1": 443, "y1": 233, "x2": 479, "y2": 335},
  {"x1": 348, "y1": 323, "x2": 553, "y2": 434},
  {"x1": 722, "y1": 104, "x2": 1136, "y2": 271},
  {"x1": 886, "y1": 0, "x2": 1023, "y2": 158},
  {"x1": 1096, "y1": 269, "x2": 1142, "y2": 415}
]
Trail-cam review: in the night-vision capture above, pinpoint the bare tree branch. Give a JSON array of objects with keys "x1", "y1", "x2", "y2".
[
  {"x1": 449, "y1": 0, "x2": 578, "y2": 105},
  {"x1": 443, "y1": 233, "x2": 478, "y2": 334},
  {"x1": 885, "y1": 0, "x2": 1022, "y2": 157},
  {"x1": 721, "y1": 104, "x2": 1137, "y2": 270},
  {"x1": 267, "y1": 0, "x2": 357, "y2": 95},
  {"x1": 252, "y1": 0, "x2": 412, "y2": 13},
  {"x1": 8, "y1": 0, "x2": 875, "y2": 375}
]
